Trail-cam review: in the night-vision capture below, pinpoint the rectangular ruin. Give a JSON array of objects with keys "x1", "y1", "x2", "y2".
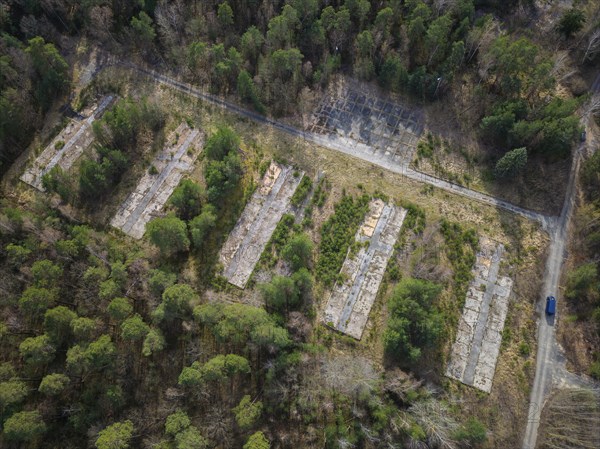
[
  {"x1": 323, "y1": 199, "x2": 407, "y2": 340},
  {"x1": 445, "y1": 238, "x2": 513, "y2": 393},
  {"x1": 309, "y1": 89, "x2": 423, "y2": 168},
  {"x1": 110, "y1": 123, "x2": 203, "y2": 239},
  {"x1": 21, "y1": 96, "x2": 115, "y2": 190},
  {"x1": 219, "y1": 162, "x2": 304, "y2": 289}
]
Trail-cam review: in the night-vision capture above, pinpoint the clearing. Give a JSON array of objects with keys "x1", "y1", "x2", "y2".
[
  {"x1": 110, "y1": 123, "x2": 203, "y2": 239},
  {"x1": 323, "y1": 199, "x2": 406, "y2": 340}
]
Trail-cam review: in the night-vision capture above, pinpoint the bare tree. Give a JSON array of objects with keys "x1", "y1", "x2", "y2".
[
  {"x1": 582, "y1": 29, "x2": 600, "y2": 63},
  {"x1": 155, "y1": 0, "x2": 186, "y2": 49},
  {"x1": 551, "y1": 52, "x2": 577, "y2": 84},
  {"x1": 466, "y1": 18, "x2": 498, "y2": 64},
  {"x1": 410, "y1": 399, "x2": 460, "y2": 449},
  {"x1": 89, "y1": 6, "x2": 114, "y2": 43}
]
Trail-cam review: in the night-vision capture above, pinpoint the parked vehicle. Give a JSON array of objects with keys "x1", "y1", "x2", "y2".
[{"x1": 545, "y1": 296, "x2": 556, "y2": 315}]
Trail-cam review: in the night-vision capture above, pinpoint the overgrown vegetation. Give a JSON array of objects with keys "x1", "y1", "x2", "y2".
[
  {"x1": 316, "y1": 193, "x2": 370, "y2": 286},
  {"x1": 440, "y1": 219, "x2": 479, "y2": 302},
  {"x1": 384, "y1": 278, "x2": 443, "y2": 365}
]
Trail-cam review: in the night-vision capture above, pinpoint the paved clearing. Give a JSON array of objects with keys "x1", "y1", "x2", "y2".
[
  {"x1": 111, "y1": 123, "x2": 202, "y2": 239},
  {"x1": 310, "y1": 90, "x2": 423, "y2": 167},
  {"x1": 219, "y1": 162, "x2": 304, "y2": 289},
  {"x1": 446, "y1": 238, "x2": 513, "y2": 393},
  {"x1": 323, "y1": 199, "x2": 406, "y2": 339},
  {"x1": 21, "y1": 96, "x2": 114, "y2": 190}
]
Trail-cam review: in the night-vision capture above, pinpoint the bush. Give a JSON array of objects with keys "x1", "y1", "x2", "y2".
[
  {"x1": 290, "y1": 175, "x2": 312, "y2": 207},
  {"x1": 494, "y1": 147, "x2": 527, "y2": 179}
]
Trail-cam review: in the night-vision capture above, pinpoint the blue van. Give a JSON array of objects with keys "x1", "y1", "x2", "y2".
[{"x1": 545, "y1": 296, "x2": 556, "y2": 315}]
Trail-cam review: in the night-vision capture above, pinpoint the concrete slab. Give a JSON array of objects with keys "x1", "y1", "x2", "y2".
[
  {"x1": 445, "y1": 238, "x2": 513, "y2": 393},
  {"x1": 21, "y1": 96, "x2": 115, "y2": 190},
  {"x1": 110, "y1": 123, "x2": 203, "y2": 239},
  {"x1": 309, "y1": 88, "x2": 423, "y2": 168},
  {"x1": 219, "y1": 162, "x2": 304, "y2": 289},
  {"x1": 323, "y1": 200, "x2": 407, "y2": 339}
]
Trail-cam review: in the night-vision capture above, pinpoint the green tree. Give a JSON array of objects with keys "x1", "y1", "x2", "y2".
[
  {"x1": 425, "y1": 14, "x2": 453, "y2": 67},
  {"x1": 108, "y1": 297, "x2": 133, "y2": 322},
  {"x1": 237, "y1": 70, "x2": 265, "y2": 114},
  {"x1": 38, "y1": 373, "x2": 70, "y2": 396},
  {"x1": 282, "y1": 233, "x2": 313, "y2": 271},
  {"x1": 266, "y1": 5, "x2": 300, "y2": 49},
  {"x1": 189, "y1": 205, "x2": 217, "y2": 249},
  {"x1": 354, "y1": 30, "x2": 375, "y2": 80},
  {"x1": 383, "y1": 278, "x2": 443, "y2": 363},
  {"x1": 205, "y1": 153, "x2": 243, "y2": 204},
  {"x1": 174, "y1": 426, "x2": 209, "y2": 449},
  {"x1": 165, "y1": 410, "x2": 191, "y2": 436},
  {"x1": 169, "y1": 179, "x2": 205, "y2": 221},
  {"x1": 233, "y1": 395, "x2": 263, "y2": 430},
  {"x1": 149, "y1": 270, "x2": 177, "y2": 297},
  {"x1": 179, "y1": 354, "x2": 250, "y2": 386},
  {"x1": 378, "y1": 53, "x2": 408, "y2": 92},
  {"x1": 31, "y1": 259, "x2": 63, "y2": 288},
  {"x1": 494, "y1": 147, "x2": 527, "y2": 179},
  {"x1": 153, "y1": 284, "x2": 198, "y2": 324},
  {"x1": 19, "y1": 286, "x2": 57, "y2": 320},
  {"x1": 204, "y1": 126, "x2": 240, "y2": 161},
  {"x1": 217, "y1": 2, "x2": 234, "y2": 30},
  {"x1": 25, "y1": 37, "x2": 69, "y2": 111},
  {"x1": 240, "y1": 26, "x2": 265, "y2": 70},
  {"x1": 261, "y1": 276, "x2": 300, "y2": 312},
  {"x1": 146, "y1": 215, "x2": 190, "y2": 256},
  {"x1": 0, "y1": 379, "x2": 28, "y2": 411},
  {"x1": 244, "y1": 431, "x2": 270, "y2": 449},
  {"x1": 194, "y1": 303, "x2": 290, "y2": 349},
  {"x1": 142, "y1": 328, "x2": 166, "y2": 357},
  {"x1": 79, "y1": 147, "x2": 129, "y2": 200},
  {"x1": 95, "y1": 420, "x2": 134, "y2": 449},
  {"x1": 121, "y1": 314, "x2": 150, "y2": 341},
  {"x1": 5, "y1": 243, "x2": 31, "y2": 268},
  {"x1": 71, "y1": 317, "x2": 98, "y2": 341},
  {"x1": 558, "y1": 8, "x2": 585, "y2": 39},
  {"x1": 19, "y1": 334, "x2": 56, "y2": 366},
  {"x1": 131, "y1": 12, "x2": 156, "y2": 48},
  {"x1": 85, "y1": 334, "x2": 116, "y2": 371},
  {"x1": 44, "y1": 306, "x2": 77, "y2": 344},
  {"x1": 3, "y1": 410, "x2": 46, "y2": 442}
]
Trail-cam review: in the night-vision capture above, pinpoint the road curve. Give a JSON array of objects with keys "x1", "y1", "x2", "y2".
[{"x1": 123, "y1": 62, "x2": 554, "y2": 229}]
